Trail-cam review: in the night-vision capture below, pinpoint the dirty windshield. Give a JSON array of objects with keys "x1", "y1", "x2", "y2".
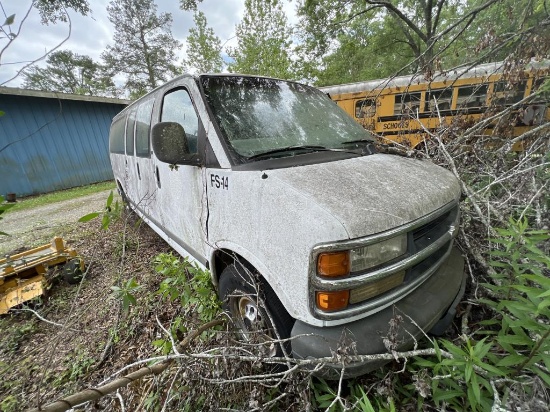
[{"x1": 201, "y1": 76, "x2": 375, "y2": 161}]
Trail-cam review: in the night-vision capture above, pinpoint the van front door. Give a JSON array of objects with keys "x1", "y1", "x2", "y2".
[{"x1": 152, "y1": 86, "x2": 207, "y2": 265}]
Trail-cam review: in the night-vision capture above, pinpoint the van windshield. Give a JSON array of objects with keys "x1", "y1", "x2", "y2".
[{"x1": 201, "y1": 76, "x2": 375, "y2": 161}]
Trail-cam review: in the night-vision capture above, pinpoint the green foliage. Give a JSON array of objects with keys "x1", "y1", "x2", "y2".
[
  {"x1": 110, "y1": 277, "x2": 143, "y2": 313},
  {"x1": 101, "y1": 0, "x2": 181, "y2": 98},
  {"x1": 184, "y1": 11, "x2": 223, "y2": 73},
  {"x1": 23, "y1": 50, "x2": 118, "y2": 97},
  {"x1": 0, "y1": 195, "x2": 15, "y2": 236},
  {"x1": 0, "y1": 395, "x2": 19, "y2": 412},
  {"x1": 34, "y1": 0, "x2": 90, "y2": 24},
  {"x1": 310, "y1": 378, "x2": 397, "y2": 412},
  {"x1": 484, "y1": 218, "x2": 550, "y2": 386},
  {"x1": 153, "y1": 253, "x2": 221, "y2": 353},
  {"x1": 78, "y1": 190, "x2": 121, "y2": 230},
  {"x1": 409, "y1": 218, "x2": 550, "y2": 410},
  {"x1": 227, "y1": 0, "x2": 295, "y2": 79},
  {"x1": 52, "y1": 350, "x2": 95, "y2": 387}
]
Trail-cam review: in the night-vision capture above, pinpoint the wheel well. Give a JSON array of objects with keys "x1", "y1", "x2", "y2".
[
  {"x1": 212, "y1": 249, "x2": 258, "y2": 287},
  {"x1": 116, "y1": 179, "x2": 125, "y2": 195},
  {"x1": 213, "y1": 249, "x2": 240, "y2": 284}
]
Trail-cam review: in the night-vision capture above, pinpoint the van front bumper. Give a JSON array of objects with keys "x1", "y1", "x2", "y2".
[{"x1": 290, "y1": 246, "x2": 465, "y2": 379}]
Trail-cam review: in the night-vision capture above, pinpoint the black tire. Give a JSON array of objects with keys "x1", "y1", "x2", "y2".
[
  {"x1": 63, "y1": 259, "x2": 84, "y2": 285},
  {"x1": 218, "y1": 262, "x2": 294, "y2": 358}
]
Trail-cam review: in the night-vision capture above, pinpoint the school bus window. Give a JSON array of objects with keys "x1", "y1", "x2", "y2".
[
  {"x1": 135, "y1": 99, "x2": 154, "y2": 157},
  {"x1": 355, "y1": 99, "x2": 376, "y2": 118},
  {"x1": 492, "y1": 81, "x2": 526, "y2": 106},
  {"x1": 425, "y1": 88, "x2": 453, "y2": 112},
  {"x1": 125, "y1": 109, "x2": 136, "y2": 155},
  {"x1": 457, "y1": 84, "x2": 488, "y2": 109},
  {"x1": 394, "y1": 92, "x2": 422, "y2": 115}
]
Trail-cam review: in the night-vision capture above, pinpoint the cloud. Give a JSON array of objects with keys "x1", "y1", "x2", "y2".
[{"x1": 0, "y1": 0, "x2": 295, "y2": 87}]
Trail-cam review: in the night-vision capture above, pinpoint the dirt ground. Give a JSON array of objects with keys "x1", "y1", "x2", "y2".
[
  {"x1": 0, "y1": 194, "x2": 313, "y2": 411},
  {"x1": 0, "y1": 195, "x2": 181, "y2": 411},
  {"x1": 0, "y1": 189, "x2": 115, "y2": 255}
]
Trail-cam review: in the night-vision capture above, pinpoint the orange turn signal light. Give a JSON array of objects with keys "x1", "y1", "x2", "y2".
[
  {"x1": 317, "y1": 251, "x2": 350, "y2": 277},
  {"x1": 316, "y1": 290, "x2": 350, "y2": 312}
]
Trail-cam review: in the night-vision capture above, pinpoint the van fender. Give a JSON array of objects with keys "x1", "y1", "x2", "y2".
[{"x1": 207, "y1": 240, "x2": 298, "y2": 321}]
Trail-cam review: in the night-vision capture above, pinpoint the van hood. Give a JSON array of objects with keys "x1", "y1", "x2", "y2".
[{"x1": 269, "y1": 154, "x2": 460, "y2": 239}]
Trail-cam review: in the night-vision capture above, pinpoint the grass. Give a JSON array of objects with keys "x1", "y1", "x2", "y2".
[{"x1": 7, "y1": 181, "x2": 116, "y2": 213}]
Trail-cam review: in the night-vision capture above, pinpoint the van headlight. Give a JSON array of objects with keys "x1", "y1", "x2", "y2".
[
  {"x1": 350, "y1": 234, "x2": 407, "y2": 272},
  {"x1": 317, "y1": 234, "x2": 408, "y2": 277}
]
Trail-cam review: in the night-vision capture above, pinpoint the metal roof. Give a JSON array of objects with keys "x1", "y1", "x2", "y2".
[{"x1": 0, "y1": 86, "x2": 131, "y2": 105}]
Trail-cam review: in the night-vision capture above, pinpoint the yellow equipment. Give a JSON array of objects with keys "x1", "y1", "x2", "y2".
[{"x1": 0, "y1": 237, "x2": 83, "y2": 314}]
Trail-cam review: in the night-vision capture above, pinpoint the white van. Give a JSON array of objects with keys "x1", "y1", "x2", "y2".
[{"x1": 109, "y1": 74, "x2": 465, "y2": 378}]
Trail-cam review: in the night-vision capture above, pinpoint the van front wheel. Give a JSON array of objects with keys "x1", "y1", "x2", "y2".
[{"x1": 218, "y1": 263, "x2": 293, "y2": 358}]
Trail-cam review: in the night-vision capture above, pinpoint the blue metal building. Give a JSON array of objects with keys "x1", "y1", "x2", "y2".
[{"x1": 0, "y1": 87, "x2": 129, "y2": 197}]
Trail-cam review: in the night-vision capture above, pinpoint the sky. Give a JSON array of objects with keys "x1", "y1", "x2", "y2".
[{"x1": 0, "y1": 0, "x2": 298, "y2": 87}]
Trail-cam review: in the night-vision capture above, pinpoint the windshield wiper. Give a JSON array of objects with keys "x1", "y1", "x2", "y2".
[
  {"x1": 340, "y1": 138, "x2": 375, "y2": 145},
  {"x1": 340, "y1": 139, "x2": 377, "y2": 155},
  {"x1": 246, "y1": 145, "x2": 331, "y2": 160}
]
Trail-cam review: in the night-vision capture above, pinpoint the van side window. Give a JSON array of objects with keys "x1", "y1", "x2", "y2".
[
  {"x1": 126, "y1": 109, "x2": 136, "y2": 155},
  {"x1": 161, "y1": 89, "x2": 199, "y2": 154},
  {"x1": 135, "y1": 99, "x2": 154, "y2": 157},
  {"x1": 109, "y1": 117, "x2": 125, "y2": 154}
]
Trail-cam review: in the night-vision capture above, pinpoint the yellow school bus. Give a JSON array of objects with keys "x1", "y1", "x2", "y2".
[{"x1": 319, "y1": 61, "x2": 549, "y2": 148}]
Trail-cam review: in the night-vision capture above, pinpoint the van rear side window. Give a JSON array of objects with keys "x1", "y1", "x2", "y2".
[
  {"x1": 126, "y1": 109, "x2": 136, "y2": 155},
  {"x1": 109, "y1": 117, "x2": 125, "y2": 154},
  {"x1": 135, "y1": 99, "x2": 154, "y2": 157}
]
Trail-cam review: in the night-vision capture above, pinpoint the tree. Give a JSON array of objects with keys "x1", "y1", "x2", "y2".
[
  {"x1": 0, "y1": 0, "x2": 91, "y2": 86},
  {"x1": 23, "y1": 50, "x2": 118, "y2": 97},
  {"x1": 184, "y1": 11, "x2": 223, "y2": 73},
  {"x1": 227, "y1": 0, "x2": 294, "y2": 79},
  {"x1": 297, "y1": 0, "x2": 516, "y2": 82},
  {"x1": 101, "y1": 0, "x2": 181, "y2": 99}
]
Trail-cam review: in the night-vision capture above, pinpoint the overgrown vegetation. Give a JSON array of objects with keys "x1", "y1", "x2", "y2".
[{"x1": 1, "y1": 1, "x2": 549, "y2": 410}]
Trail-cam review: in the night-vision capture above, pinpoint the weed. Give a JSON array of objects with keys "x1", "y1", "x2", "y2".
[
  {"x1": 153, "y1": 253, "x2": 221, "y2": 353},
  {"x1": 79, "y1": 190, "x2": 121, "y2": 230},
  {"x1": 0, "y1": 195, "x2": 15, "y2": 236},
  {"x1": 0, "y1": 320, "x2": 37, "y2": 355},
  {"x1": 410, "y1": 218, "x2": 550, "y2": 410},
  {"x1": 0, "y1": 395, "x2": 19, "y2": 412},
  {"x1": 111, "y1": 277, "x2": 143, "y2": 314}
]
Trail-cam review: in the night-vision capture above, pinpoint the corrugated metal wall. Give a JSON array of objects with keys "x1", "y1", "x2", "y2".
[{"x1": 0, "y1": 94, "x2": 126, "y2": 197}]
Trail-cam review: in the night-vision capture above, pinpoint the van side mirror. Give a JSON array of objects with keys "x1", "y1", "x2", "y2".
[{"x1": 151, "y1": 122, "x2": 190, "y2": 164}]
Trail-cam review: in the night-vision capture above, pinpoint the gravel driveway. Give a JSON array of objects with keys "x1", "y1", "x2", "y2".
[{"x1": 0, "y1": 189, "x2": 117, "y2": 255}]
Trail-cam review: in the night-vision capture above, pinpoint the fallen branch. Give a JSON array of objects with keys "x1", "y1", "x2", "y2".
[{"x1": 27, "y1": 318, "x2": 226, "y2": 412}]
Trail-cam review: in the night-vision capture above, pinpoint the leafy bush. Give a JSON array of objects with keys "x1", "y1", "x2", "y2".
[
  {"x1": 410, "y1": 218, "x2": 549, "y2": 411},
  {"x1": 0, "y1": 195, "x2": 15, "y2": 236},
  {"x1": 153, "y1": 253, "x2": 221, "y2": 353}
]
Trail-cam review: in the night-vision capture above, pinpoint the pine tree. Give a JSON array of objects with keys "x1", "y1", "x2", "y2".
[
  {"x1": 101, "y1": 0, "x2": 181, "y2": 98},
  {"x1": 23, "y1": 50, "x2": 118, "y2": 97}
]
